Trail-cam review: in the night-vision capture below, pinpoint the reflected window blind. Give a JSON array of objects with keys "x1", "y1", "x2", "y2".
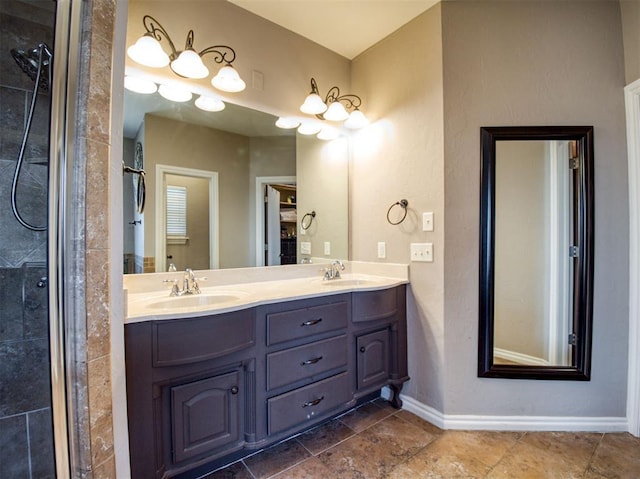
[{"x1": 166, "y1": 185, "x2": 187, "y2": 241}]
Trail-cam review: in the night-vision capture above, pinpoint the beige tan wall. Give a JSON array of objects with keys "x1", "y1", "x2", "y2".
[
  {"x1": 620, "y1": 0, "x2": 640, "y2": 84},
  {"x1": 144, "y1": 114, "x2": 251, "y2": 269},
  {"x1": 296, "y1": 135, "x2": 350, "y2": 261},
  {"x1": 442, "y1": 0, "x2": 627, "y2": 416},
  {"x1": 351, "y1": 4, "x2": 445, "y2": 410}
]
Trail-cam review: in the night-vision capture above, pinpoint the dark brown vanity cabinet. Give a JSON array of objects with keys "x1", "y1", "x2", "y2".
[{"x1": 125, "y1": 285, "x2": 408, "y2": 478}]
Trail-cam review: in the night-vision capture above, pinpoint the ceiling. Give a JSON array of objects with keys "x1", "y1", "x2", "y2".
[{"x1": 227, "y1": 0, "x2": 439, "y2": 59}]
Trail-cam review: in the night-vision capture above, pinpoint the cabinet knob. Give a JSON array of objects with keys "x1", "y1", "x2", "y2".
[
  {"x1": 359, "y1": 346, "x2": 366, "y2": 353},
  {"x1": 230, "y1": 386, "x2": 239, "y2": 395}
]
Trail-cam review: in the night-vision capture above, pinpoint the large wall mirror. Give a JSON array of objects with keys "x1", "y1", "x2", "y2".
[
  {"x1": 478, "y1": 126, "x2": 594, "y2": 380},
  {"x1": 121, "y1": 3, "x2": 349, "y2": 274}
]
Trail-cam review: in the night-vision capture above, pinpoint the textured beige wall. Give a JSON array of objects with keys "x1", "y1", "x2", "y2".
[
  {"x1": 144, "y1": 114, "x2": 251, "y2": 269},
  {"x1": 620, "y1": 0, "x2": 640, "y2": 84},
  {"x1": 351, "y1": 4, "x2": 445, "y2": 410},
  {"x1": 442, "y1": 0, "x2": 627, "y2": 416}
]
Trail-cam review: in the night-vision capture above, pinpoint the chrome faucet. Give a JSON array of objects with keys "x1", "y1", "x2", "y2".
[
  {"x1": 164, "y1": 268, "x2": 206, "y2": 296},
  {"x1": 322, "y1": 260, "x2": 345, "y2": 280}
]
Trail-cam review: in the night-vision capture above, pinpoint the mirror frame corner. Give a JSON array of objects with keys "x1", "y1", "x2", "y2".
[{"x1": 478, "y1": 125, "x2": 594, "y2": 381}]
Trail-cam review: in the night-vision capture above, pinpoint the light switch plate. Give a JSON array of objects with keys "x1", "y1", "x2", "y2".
[
  {"x1": 423, "y1": 212, "x2": 434, "y2": 231},
  {"x1": 410, "y1": 243, "x2": 433, "y2": 262},
  {"x1": 377, "y1": 241, "x2": 386, "y2": 259},
  {"x1": 301, "y1": 242, "x2": 311, "y2": 255},
  {"x1": 324, "y1": 241, "x2": 331, "y2": 255}
]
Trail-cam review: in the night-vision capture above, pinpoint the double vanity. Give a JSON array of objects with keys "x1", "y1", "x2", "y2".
[{"x1": 124, "y1": 262, "x2": 409, "y2": 478}]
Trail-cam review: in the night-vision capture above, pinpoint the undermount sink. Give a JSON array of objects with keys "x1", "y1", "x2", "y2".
[
  {"x1": 318, "y1": 278, "x2": 380, "y2": 287},
  {"x1": 148, "y1": 292, "x2": 244, "y2": 310}
]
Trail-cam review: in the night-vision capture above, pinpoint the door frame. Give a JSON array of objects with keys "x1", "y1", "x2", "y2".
[
  {"x1": 155, "y1": 164, "x2": 219, "y2": 271},
  {"x1": 625, "y1": 78, "x2": 640, "y2": 437},
  {"x1": 254, "y1": 176, "x2": 295, "y2": 267}
]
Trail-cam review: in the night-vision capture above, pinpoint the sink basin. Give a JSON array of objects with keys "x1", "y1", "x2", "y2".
[
  {"x1": 318, "y1": 278, "x2": 379, "y2": 287},
  {"x1": 148, "y1": 293, "x2": 243, "y2": 310}
]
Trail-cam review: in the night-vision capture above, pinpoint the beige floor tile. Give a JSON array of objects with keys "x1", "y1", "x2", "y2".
[
  {"x1": 270, "y1": 456, "x2": 335, "y2": 479},
  {"x1": 338, "y1": 401, "x2": 395, "y2": 433},
  {"x1": 425, "y1": 430, "x2": 522, "y2": 468},
  {"x1": 587, "y1": 433, "x2": 640, "y2": 479},
  {"x1": 243, "y1": 439, "x2": 311, "y2": 479},
  {"x1": 202, "y1": 461, "x2": 253, "y2": 479},
  {"x1": 395, "y1": 410, "x2": 445, "y2": 436},
  {"x1": 393, "y1": 440, "x2": 492, "y2": 478},
  {"x1": 361, "y1": 414, "x2": 437, "y2": 462},
  {"x1": 296, "y1": 418, "x2": 355, "y2": 455},
  {"x1": 318, "y1": 433, "x2": 400, "y2": 479},
  {"x1": 520, "y1": 431, "x2": 601, "y2": 468}
]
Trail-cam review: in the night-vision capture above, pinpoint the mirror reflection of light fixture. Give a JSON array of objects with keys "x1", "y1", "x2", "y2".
[
  {"x1": 317, "y1": 125, "x2": 341, "y2": 141},
  {"x1": 127, "y1": 15, "x2": 245, "y2": 93},
  {"x1": 297, "y1": 121, "x2": 323, "y2": 136},
  {"x1": 194, "y1": 95, "x2": 225, "y2": 112},
  {"x1": 299, "y1": 77, "x2": 368, "y2": 128},
  {"x1": 275, "y1": 117, "x2": 301, "y2": 129},
  {"x1": 158, "y1": 83, "x2": 192, "y2": 102},
  {"x1": 124, "y1": 75, "x2": 157, "y2": 94}
]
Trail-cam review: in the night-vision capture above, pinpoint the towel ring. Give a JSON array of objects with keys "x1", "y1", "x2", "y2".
[
  {"x1": 387, "y1": 199, "x2": 408, "y2": 225},
  {"x1": 301, "y1": 211, "x2": 316, "y2": 230},
  {"x1": 123, "y1": 164, "x2": 147, "y2": 214}
]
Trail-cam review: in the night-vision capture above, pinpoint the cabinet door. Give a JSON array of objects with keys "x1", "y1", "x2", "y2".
[
  {"x1": 356, "y1": 330, "x2": 390, "y2": 390},
  {"x1": 170, "y1": 370, "x2": 241, "y2": 464}
]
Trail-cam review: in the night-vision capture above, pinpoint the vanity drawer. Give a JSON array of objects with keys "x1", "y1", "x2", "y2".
[
  {"x1": 267, "y1": 334, "x2": 348, "y2": 390},
  {"x1": 267, "y1": 372, "x2": 351, "y2": 435},
  {"x1": 353, "y1": 288, "x2": 398, "y2": 322},
  {"x1": 266, "y1": 301, "x2": 348, "y2": 345},
  {"x1": 152, "y1": 309, "x2": 255, "y2": 367}
]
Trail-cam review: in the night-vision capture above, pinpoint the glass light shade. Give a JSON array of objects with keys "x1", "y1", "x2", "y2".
[
  {"x1": 275, "y1": 117, "x2": 301, "y2": 129},
  {"x1": 300, "y1": 93, "x2": 327, "y2": 115},
  {"x1": 124, "y1": 75, "x2": 157, "y2": 94},
  {"x1": 344, "y1": 109, "x2": 369, "y2": 129},
  {"x1": 297, "y1": 121, "x2": 323, "y2": 135},
  {"x1": 211, "y1": 65, "x2": 246, "y2": 92},
  {"x1": 127, "y1": 35, "x2": 170, "y2": 68},
  {"x1": 158, "y1": 83, "x2": 192, "y2": 102},
  {"x1": 195, "y1": 95, "x2": 225, "y2": 112},
  {"x1": 170, "y1": 50, "x2": 209, "y2": 79},
  {"x1": 323, "y1": 101, "x2": 349, "y2": 121},
  {"x1": 317, "y1": 126, "x2": 341, "y2": 141}
]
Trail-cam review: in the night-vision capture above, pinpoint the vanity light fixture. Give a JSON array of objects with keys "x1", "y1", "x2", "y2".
[
  {"x1": 127, "y1": 15, "x2": 246, "y2": 93},
  {"x1": 299, "y1": 78, "x2": 368, "y2": 129},
  {"x1": 124, "y1": 75, "x2": 157, "y2": 94},
  {"x1": 275, "y1": 117, "x2": 301, "y2": 129},
  {"x1": 297, "y1": 120, "x2": 323, "y2": 136},
  {"x1": 194, "y1": 95, "x2": 225, "y2": 112},
  {"x1": 158, "y1": 83, "x2": 192, "y2": 102}
]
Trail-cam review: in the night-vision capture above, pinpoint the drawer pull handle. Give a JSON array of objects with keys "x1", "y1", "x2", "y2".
[
  {"x1": 302, "y1": 396, "x2": 325, "y2": 408},
  {"x1": 230, "y1": 386, "x2": 239, "y2": 395},
  {"x1": 301, "y1": 356, "x2": 323, "y2": 366},
  {"x1": 301, "y1": 318, "x2": 323, "y2": 327}
]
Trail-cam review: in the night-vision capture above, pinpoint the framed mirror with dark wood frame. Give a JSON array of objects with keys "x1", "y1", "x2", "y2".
[{"x1": 478, "y1": 126, "x2": 594, "y2": 380}]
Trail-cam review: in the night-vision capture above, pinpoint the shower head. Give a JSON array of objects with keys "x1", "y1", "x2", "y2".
[{"x1": 11, "y1": 43, "x2": 52, "y2": 92}]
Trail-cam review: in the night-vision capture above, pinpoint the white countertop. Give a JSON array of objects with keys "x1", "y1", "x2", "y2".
[{"x1": 124, "y1": 262, "x2": 409, "y2": 324}]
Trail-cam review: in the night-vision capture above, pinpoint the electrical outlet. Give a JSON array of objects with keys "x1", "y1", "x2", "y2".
[
  {"x1": 301, "y1": 242, "x2": 311, "y2": 255},
  {"x1": 324, "y1": 241, "x2": 331, "y2": 255},
  {"x1": 377, "y1": 241, "x2": 386, "y2": 259},
  {"x1": 423, "y1": 212, "x2": 434, "y2": 231},
  {"x1": 410, "y1": 243, "x2": 433, "y2": 262}
]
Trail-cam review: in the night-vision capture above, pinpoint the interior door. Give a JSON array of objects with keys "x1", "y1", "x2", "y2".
[{"x1": 266, "y1": 185, "x2": 281, "y2": 266}]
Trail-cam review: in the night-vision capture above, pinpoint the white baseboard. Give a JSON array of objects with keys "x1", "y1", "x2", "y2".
[
  {"x1": 399, "y1": 395, "x2": 628, "y2": 432},
  {"x1": 494, "y1": 347, "x2": 550, "y2": 366}
]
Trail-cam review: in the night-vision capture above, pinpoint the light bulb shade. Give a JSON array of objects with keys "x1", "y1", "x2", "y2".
[
  {"x1": 323, "y1": 101, "x2": 349, "y2": 121},
  {"x1": 344, "y1": 109, "x2": 369, "y2": 129},
  {"x1": 275, "y1": 117, "x2": 301, "y2": 129},
  {"x1": 195, "y1": 95, "x2": 225, "y2": 112},
  {"x1": 124, "y1": 75, "x2": 157, "y2": 94},
  {"x1": 317, "y1": 126, "x2": 341, "y2": 141},
  {"x1": 300, "y1": 93, "x2": 327, "y2": 115},
  {"x1": 170, "y1": 50, "x2": 209, "y2": 79},
  {"x1": 158, "y1": 83, "x2": 192, "y2": 102},
  {"x1": 211, "y1": 65, "x2": 246, "y2": 92},
  {"x1": 127, "y1": 35, "x2": 170, "y2": 68},
  {"x1": 297, "y1": 121, "x2": 323, "y2": 135}
]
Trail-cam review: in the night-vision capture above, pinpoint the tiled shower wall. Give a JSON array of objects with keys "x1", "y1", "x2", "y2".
[{"x1": 0, "y1": 2, "x2": 56, "y2": 478}]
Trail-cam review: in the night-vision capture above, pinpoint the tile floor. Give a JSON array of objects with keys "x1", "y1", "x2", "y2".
[{"x1": 204, "y1": 398, "x2": 640, "y2": 479}]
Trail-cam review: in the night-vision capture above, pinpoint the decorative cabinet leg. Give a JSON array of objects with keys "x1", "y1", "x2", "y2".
[{"x1": 388, "y1": 384, "x2": 403, "y2": 409}]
